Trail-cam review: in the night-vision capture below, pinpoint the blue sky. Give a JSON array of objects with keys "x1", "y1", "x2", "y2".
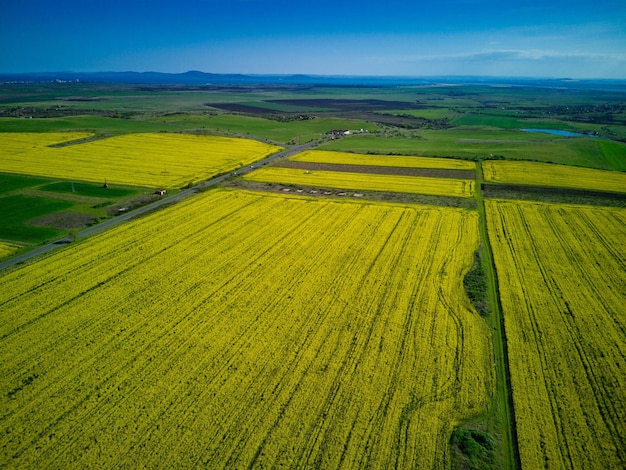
[{"x1": 1, "y1": 0, "x2": 625, "y2": 78}]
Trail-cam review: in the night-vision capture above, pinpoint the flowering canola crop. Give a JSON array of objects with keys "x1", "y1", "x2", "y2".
[
  {"x1": 0, "y1": 132, "x2": 282, "y2": 188},
  {"x1": 0, "y1": 242, "x2": 20, "y2": 259},
  {"x1": 290, "y1": 149, "x2": 476, "y2": 170},
  {"x1": 0, "y1": 189, "x2": 492, "y2": 468},
  {"x1": 483, "y1": 160, "x2": 626, "y2": 194},
  {"x1": 0, "y1": 132, "x2": 93, "y2": 148},
  {"x1": 486, "y1": 200, "x2": 626, "y2": 469},
  {"x1": 244, "y1": 167, "x2": 475, "y2": 197}
]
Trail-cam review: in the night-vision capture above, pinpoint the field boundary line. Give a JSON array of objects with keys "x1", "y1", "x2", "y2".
[{"x1": 476, "y1": 162, "x2": 521, "y2": 470}]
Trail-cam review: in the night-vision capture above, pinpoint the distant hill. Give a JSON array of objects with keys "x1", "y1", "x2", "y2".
[{"x1": 1, "y1": 71, "x2": 625, "y2": 90}]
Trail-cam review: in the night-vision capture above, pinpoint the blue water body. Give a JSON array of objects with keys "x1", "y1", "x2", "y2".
[{"x1": 522, "y1": 128, "x2": 598, "y2": 138}]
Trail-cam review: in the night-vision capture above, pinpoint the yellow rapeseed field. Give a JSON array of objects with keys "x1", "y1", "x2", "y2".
[
  {"x1": 486, "y1": 200, "x2": 626, "y2": 469},
  {"x1": 0, "y1": 131, "x2": 93, "y2": 148},
  {"x1": 483, "y1": 160, "x2": 626, "y2": 193},
  {"x1": 0, "y1": 242, "x2": 20, "y2": 259},
  {"x1": 0, "y1": 189, "x2": 493, "y2": 468},
  {"x1": 0, "y1": 132, "x2": 282, "y2": 188},
  {"x1": 244, "y1": 166, "x2": 475, "y2": 197},
  {"x1": 290, "y1": 149, "x2": 476, "y2": 170}
]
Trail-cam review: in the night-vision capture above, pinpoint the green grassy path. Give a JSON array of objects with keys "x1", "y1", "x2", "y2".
[{"x1": 475, "y1": 162, "x2": 521, "y2": 470}]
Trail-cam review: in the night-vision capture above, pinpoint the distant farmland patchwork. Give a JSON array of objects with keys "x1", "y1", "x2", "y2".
[{"x1": 0, "y1": 189, "x2": 493, "y2": 468}]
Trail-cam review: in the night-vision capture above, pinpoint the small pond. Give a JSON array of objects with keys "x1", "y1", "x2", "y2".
[{"x1": 522, "y1": 128, "x2": 598, "y2": 138}]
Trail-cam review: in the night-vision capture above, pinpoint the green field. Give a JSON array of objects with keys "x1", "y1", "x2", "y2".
[
  {"x1": 0, "y1": 174, "x2": 50, "y2": 195},
  {"x1": 0, "y1": 114, "x2": 377, "y2": 144},
  {"x1": 0, "y1": 116, "x2": 176, "y2": 135},
  {"x1": 0, "y1": 195, "x2": 72, "y2": 243},
  {"x1": 39, "y1": 182, "x2": 140, "y2": 199},
  {"x1": 451, "y1": 114, "x2": 561, "y2": 129},
  {"x1": 318, "y1": 129, "x2": 626, "y2": 171},
  {"x1": 0, "y1": 173, "x2": 147, "y2": 245},
  {"x1": 145, "y1": 114, "x2": 378, "y2": 143},
  {"x1": 377, "y1": 108, "x2": 458, "y2": 120}
]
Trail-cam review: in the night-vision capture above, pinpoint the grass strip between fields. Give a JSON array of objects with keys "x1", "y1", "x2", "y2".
[{"x1": 475, "y1": 162, "x2": 521, "y2": 470}]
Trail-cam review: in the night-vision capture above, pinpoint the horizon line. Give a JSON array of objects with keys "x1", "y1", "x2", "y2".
[{"x1": 2, "y1": 70, "x2": 626, "y2": 80}]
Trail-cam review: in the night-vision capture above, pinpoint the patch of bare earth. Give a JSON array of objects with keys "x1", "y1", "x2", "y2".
[{"x1": 29, "y1": 212, "x2": 97, "y2": 230}]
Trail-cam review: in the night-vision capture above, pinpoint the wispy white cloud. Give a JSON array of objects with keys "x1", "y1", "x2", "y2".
[
  {"x1": 405, "y1": 49, "x2": 626, "y2": 63},
  {"x1": 383, "y1": 48, "x2": 626, "y2": 78}
]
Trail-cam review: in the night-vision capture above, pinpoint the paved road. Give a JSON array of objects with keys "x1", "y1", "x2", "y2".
[{"x1": 0, "y1": 140, "x2": 321, "y2": 272}]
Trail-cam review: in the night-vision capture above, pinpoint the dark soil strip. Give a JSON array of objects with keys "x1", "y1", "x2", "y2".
[
  {"x1": 205, "y1": 103, "x2": 276, "y2": 114},
  {"x1": 483, "y1": 183, "x2": 626, "y2": 207},
  {"x1": 267, "y1": 98, "x2": 420, "y2": 111},
  {"x1": 28, "y1": 212, "x2": 97, "y2": 230},
  {"x1": 274, "y1": 160, "x2": 476, "y2": 180},
  {"x1": 48, "y1": 134, "x2": 112, "y2": 148},
  {"x1": 227, "y1": 180, "x2": 477, "y2": 209}
]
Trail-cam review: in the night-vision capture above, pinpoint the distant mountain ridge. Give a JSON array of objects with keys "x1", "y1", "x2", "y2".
[{"x1": 1, "y1": 71, "x2": 625, "y2": 90}]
